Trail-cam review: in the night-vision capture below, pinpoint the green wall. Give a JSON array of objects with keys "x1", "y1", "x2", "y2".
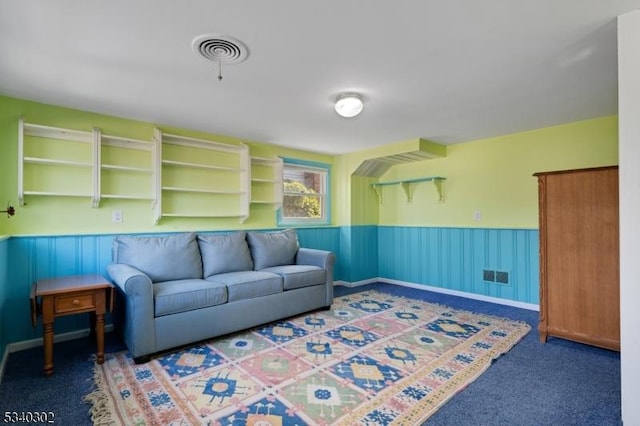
[
  {"x1": 378, "y1": 116, "x2": 618, "y2": 228},
  {"x1": 0, "y1": 96, "x2": 335, "y2": 236},
  {"x1": 1, "y1": 95, "x2": 616, "y2": 236}
]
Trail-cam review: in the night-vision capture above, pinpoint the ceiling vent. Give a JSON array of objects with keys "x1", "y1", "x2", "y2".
[{"x1": 192, "y1": 34, "x2": 249, "y2": 65}]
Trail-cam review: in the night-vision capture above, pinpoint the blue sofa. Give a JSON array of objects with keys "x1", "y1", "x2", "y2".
[{"x1": 106, "y1": 229, "x2": 335, "y2": 362}]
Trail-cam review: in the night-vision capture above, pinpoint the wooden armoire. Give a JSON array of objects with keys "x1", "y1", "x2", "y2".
[{"x1": 534, "y1": 166, "x2": 620, "y2": 351}]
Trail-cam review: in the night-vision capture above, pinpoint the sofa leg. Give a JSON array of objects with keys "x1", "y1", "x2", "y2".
[
  {"x1": 133, "y1": 355, "x2": 151, "y2": 364},
  {"x1": 320, "y1": 305, "x2": 332, "y2": 311}
]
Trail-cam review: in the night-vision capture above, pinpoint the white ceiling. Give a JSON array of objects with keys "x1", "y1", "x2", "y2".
[{"x1": 1, "y1": 1, "x2": 638, "y2": 155}]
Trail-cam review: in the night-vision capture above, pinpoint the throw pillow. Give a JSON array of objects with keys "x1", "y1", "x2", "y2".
[
  {"x1": 197, "y1": 232, "x2": 254, "y2": 278},
  {"x1": 113, "y1": 232, "x2": 203, "y2": 282},
  {"x1": 246, "y1": 228, "x2": 299, "y2": 270}
]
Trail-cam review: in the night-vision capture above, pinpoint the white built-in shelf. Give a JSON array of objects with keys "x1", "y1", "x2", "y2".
[
  {"x1": 162, "y1": 159, "x2": 242, "y2": 172},
  {"x1": 161, "y1": 186, "x2": 246, "y2": 195},
  {"x1": 372, "y1": 176, "x2": 446, "y2": 203},
  {"x1": 101, "y1": 134, "x2": 154, "y2": 150},
  {"x1": 18, "y1": 119, "x2": 157, "y2": 209},
  {"x1": 101, "y1": 164, "x2": 153, "y2": 173},
  {"x1": 96, "y1": 130, "x2": 157, "y2": 208},
  {"x1": 161, "y1": 213, "x2": 246, "y2": 219},
  {"x1": 153, "y1": 128, "x2": 250, "y2": 225},
  {"x1": 24, "y1": 157, "x2": 93, "y2": 168},
  {"x1": 18, "y1": 119, "x2": 286, "y2": 224},
  {"x1": 22, "y1": 122, "x2": 93, "y2": 142},
  {"x1": 101, "y1": 194, "x2": 155, "y2": 200},
  {"x1": 18, "y1": 119, "x2": 96, "y2": 207},
  {"x1": 250, "y1": 156, "x2": 283, "y2": 208},
  {"x1": 23, "y1": 190, "x2": 92, "y2": 197}
]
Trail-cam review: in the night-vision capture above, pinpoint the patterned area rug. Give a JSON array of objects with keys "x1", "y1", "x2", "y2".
[{"x1": 85, "y1": 290, "x2": 530, "y2": 425}]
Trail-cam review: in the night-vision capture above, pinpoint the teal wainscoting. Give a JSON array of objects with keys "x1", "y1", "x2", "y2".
[
  {"x1": 294, "y1": 226, "x2": 343, "y2": 279},
  {"x1": 4, "y1": 234, "x2": 115, "y2": 347},
  {"x1": 0, "y1": 237, "x2": 8, "y2": 357},
  {"x1": 0, "y1": 226, "x2": 537, "y2": 347},
  {"x1": 338, "y1": 225, "x2": 378, "y2": 283},
  {"x1": 0, "y1": 228, "x2": 343, "y2": 346},
  {"x1": 350, "y1": 225, "x2": 379, "y2": 282},
  {"x1": 377, "y1": 226, "x2": 539, "y2": 304}
]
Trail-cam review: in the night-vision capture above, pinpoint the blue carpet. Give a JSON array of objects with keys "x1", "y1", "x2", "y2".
[{"x1": 0, "y1": 282, "x2": 621, "y2": 425}]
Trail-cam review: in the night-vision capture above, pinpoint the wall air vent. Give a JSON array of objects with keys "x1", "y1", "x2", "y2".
[
  {"x1": 483, "y1": 269, "x2": 510, "y2": 285},
  {"x1": 495, "y1": 271, "x2": 510, "y2": 284},
  {"x1": 483, "y1": 269, "x2": 495, "y2": 282}
]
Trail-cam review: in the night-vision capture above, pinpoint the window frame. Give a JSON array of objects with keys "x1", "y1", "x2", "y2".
[{"x1": 277, "y1": 157, "x2": 331, "y2": 227}]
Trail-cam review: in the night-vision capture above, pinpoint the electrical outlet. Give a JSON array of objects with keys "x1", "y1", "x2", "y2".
[{"x1": 112, "y1": 210, "x2": 123, "y2": 223}]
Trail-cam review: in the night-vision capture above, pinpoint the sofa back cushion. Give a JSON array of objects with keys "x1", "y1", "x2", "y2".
[
  {"x1": 197, "y1": 232, "x2": 254, "y2": 278},
  {"x1": 113, "y1": 232, "x2": 203, "y2": 282},
  {"x1": 246, "y1": 229, "x2": 299, "y2": 270}
]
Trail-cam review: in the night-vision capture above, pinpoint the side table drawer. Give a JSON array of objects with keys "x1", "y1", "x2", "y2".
[{"x1": 55, "y1": 293, "x2": 95, "y2": 314}]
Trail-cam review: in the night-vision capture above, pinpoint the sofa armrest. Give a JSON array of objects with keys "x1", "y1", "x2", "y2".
[
  {"x1": 107, "y1": 263, "x2": 152, "y2": 294},
  {"x1": 296, "y1": 248, "x2": 336, "y2": 306},
  {"x1": 106, "y1": 263, "x2": 156, "y2": 358},
  {"x1": 296, "y1": 248, "x2": 334, "y2": 269}
]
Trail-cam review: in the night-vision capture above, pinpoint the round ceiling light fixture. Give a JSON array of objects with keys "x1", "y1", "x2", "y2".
[{"x1": 334, "y1": 93, "x2": 364, "y2": 118}]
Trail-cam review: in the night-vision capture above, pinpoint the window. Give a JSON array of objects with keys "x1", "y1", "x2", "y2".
[{"x1": 278, "y1": 158, "x2": 330, "y2": 226}]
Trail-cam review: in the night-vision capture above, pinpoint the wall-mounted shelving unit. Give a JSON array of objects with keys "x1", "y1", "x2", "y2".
[
  {"x1": 98, "y1": 131, "x2": 156, "y2": 208},
  {"x1": 18, "y1": 119, "x2": 280, "y2": 225},
  {"x1": 153, "y1": 129, "x2": 250, "y2": 224},
  {"x1": 18, "y1": 118, "x2": 97, "y2": 206},
  {"x1": 250, "y1": 156, "x2": 283, "y2": 208},
  {"x1": 371, "y1": 176, "x2": 446, "y2": 203},
  {"x1": 18, "y1": 118, "x2": 157, "y2": 209}
]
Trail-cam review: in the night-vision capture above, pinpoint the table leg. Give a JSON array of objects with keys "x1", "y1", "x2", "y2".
[
  {"x1": 41, "y1": 296, "x2": 55, "y2": 377},
  {"x1": 43, "y1": 321, "x2": 54, "y2": 377},
  {"x1": 89, "y1": 311, "x2": 96, "y2": 338},
  {"x1": 95, "y1": 313, "x2": 105, "y2": 364}
]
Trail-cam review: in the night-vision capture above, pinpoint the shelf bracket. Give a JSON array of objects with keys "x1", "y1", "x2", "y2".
[
  {"x1": 372, "y1": 185, "x2": 384, "y2": 204},
  {"x1": 434, "y1": 178, "x2": 445, "y2": 202},
  {"x1": 401, "y1": 182, "x2": 416, "y2": 203}
]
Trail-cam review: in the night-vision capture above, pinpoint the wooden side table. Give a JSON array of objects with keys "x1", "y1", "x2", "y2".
[{"x1": 30, "y1": 274, "x2": 114, "y2": 377}]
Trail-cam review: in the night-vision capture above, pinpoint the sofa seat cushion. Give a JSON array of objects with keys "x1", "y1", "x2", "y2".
[
  {"x1": 260, "y1": 265, "x2": 325, "y2": 290},
  {"x1": 207, "y1": 271, "x2": 283, "y2": 302},
  {"x1": 154, "y1": 279, "x2": 227, "y2": 317}
]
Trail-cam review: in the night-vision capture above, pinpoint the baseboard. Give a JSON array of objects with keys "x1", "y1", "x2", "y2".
[
  {"x1": 334, "y1": 278, "x2": 379, "y2": 287},
  {"x1": 336, "y1": 277, "x2": 539, "y2": 311},
  {"x1": 0, "y1": 345, "x2": 9, "y2": 385},
  {"x1": 0, "y1": 325, "x2": 111, "y2": 386},
  {"x1": 6, "y1": 324, "x2": 115, "y2": 354}
]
